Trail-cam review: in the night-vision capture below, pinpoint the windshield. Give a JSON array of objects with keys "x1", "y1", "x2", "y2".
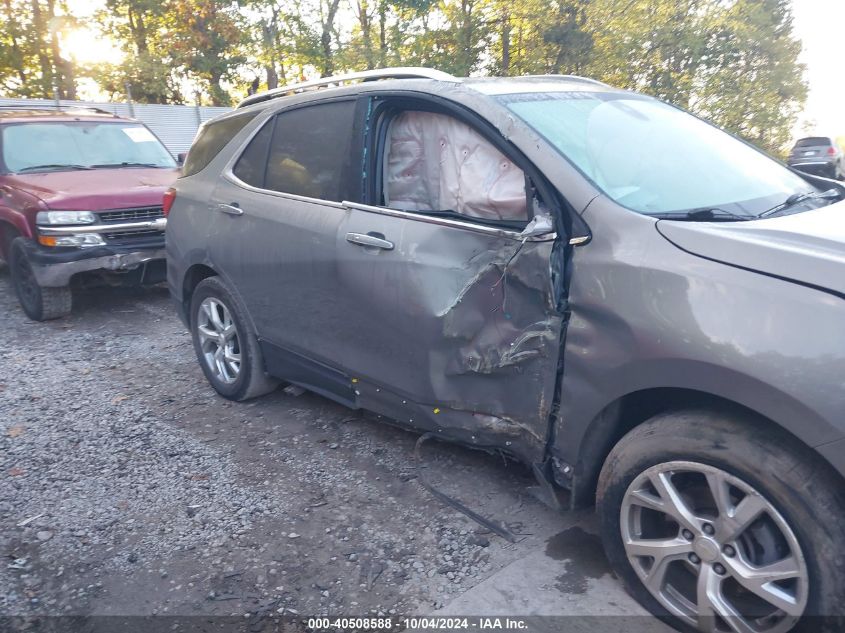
[
  {"x1": 498, "y1": 91, "x2": 817, "y2": 217},
  {"x1": 1, "y1": 121, "x2": 176, "y2": 173}
]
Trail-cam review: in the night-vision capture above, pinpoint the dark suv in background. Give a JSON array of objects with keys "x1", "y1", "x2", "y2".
[
  {"x1": 167, "y1": 68, "x2": 845, "y2": 633},
  {"x1": 788, "y1": 136, "x2": 845, "y2": 180},
  {"x1": 0, "y1": 107, "x2": 178, "y2": 320}
]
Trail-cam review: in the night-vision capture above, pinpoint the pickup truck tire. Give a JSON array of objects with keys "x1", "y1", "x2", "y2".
[
  {"x1": 9, "y1": 238, "x2": 72, "y2": 321},
  {"x1": 189, "y1": 276, "x2": 278, "y2": 401},
  {"x1": 597, "y1": 410, "x2": 845, "y2": 633}
]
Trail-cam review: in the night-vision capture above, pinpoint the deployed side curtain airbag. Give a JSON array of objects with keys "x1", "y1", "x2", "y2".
[{"x1": 384, "y1": 111, "x2": 527, "y2": 221}]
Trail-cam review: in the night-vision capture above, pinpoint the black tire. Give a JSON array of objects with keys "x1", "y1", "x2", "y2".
[
  {"x1": 0, "y1": 223, "x2": 17, "y2": 266},
  {"x1": 189, "y1": 276, "x2": 278, "y2": 401},
  {"x1": 597, "y1": 409, "x2": 845, "y2": 633},
  {"x1": 9, "y1": 238, "x2": 72, "y2": 321}
]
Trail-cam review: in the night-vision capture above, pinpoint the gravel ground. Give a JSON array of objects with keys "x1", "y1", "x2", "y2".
[{"x1": 0, "y1": 266, "x2": 587, "y2": 621}]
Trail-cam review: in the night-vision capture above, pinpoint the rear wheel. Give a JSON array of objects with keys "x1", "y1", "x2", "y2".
[
  {"x1": 189, "y1": 276, "x2": 278, "y2": 401},
  {"x1": 9, "y1": 238, "x2": 72, "y2": 321},
  {"x1": 597, "y1": 410, "x2": 845, "y2": 633}
]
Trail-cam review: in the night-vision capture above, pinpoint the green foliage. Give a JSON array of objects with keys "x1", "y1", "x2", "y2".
[
  {"x1": 0, "y1": 0, "x2": 808, "y2": 153},
  {"x1": 690, "y1": 0, "x2": 807, "y2": 156},
  {"x1": 561, "y1": 0, "x2": 804, "y2": 155},
  {"x1": 0, "y1": 0, "x2": 76, "y2": 98},
  {"x1": 166, "y1": 0, "x2": 247, "y2": 105},
  {"x1": 92, "y1": 0, "x2": 183, "y2": 103},
  {"x1": 90, "y1": 54, "x2": 184, "y2": 104}
]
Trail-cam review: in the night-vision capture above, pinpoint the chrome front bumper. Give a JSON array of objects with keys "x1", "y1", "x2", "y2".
[
  {"x1": 30, "y1": 248, "x2": 167, "y2": 287},
  {"x1": 37, "y1": 218, "x2": 167, "y2": 235}
]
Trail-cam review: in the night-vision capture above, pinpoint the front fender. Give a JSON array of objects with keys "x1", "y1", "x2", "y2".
[{"x1": 553, "y1": 199, "x2": 845, "y2": 491}]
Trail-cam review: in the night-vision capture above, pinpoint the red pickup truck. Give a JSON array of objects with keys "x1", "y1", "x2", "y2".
[{"x1": 0, "y1": 107, "x2": 178, "y2": 320}]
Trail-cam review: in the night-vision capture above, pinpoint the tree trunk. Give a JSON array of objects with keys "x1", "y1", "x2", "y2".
[
  {"x1": 4, "y1": 0, "x2": 27, "y2": 85},
  {"x1": 127, "y1": 7, "x2": 149, "y2": 54},
  {"x1": 45, "y1": 0, "x2": 75, "y2": 99},
  {"x1": 320, "y1": 0, "x2": 342, "y2": 76},
  {"x1": 378, "y1": 0, "x2": 387, "y2": 66},
  {"x1": 458, "y1": 0, "x2": 475, "y2": 75},
  {"x1": 30, "y1": 0, "x2": 53, "y2": 97},
  {"x1": 208, "y1": 68, "x2": 227, "y2": 106},
  {"x1": 500, "y1": 8, "x2": 510, "y2": 76},
  {"x1": 262, "y1": 20, "x2": 279, "y2": 89},
  {"x1": 266, "y1": 64, "x2": 279, "y2": 90},
  {"x1": 272, "y1": 9, "x2": 286, "y2": 84},
  {"x1": 357, "y1": 0, "x2": 375, "y2": 69}
]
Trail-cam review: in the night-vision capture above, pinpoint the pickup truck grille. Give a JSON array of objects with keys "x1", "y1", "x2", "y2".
[
  {"x1": 103, "y1": 229, "x2": 163, "y2": 244},
  {"x1": 98, "y1": 206, "x2": 164, "y2": 223}
]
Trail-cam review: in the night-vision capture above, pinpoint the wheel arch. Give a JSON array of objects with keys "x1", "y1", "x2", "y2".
[
  {"x1": 180, "y1": 263, "x2": 261, "y2": 339},
  {"x1": 0, "y1": 219, "x2": 25, "y2": 260},
  {"x1": 564, "y1": 387, "x2": 845, "y2": 509},
  {"x1": 181, "y1": 263, "x2": 218, "y2": 324}
]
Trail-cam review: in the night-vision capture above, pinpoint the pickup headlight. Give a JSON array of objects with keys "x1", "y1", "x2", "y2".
[
  {"x1": 36, "y1": 210, "x2": 96, "y2": 225},
  {"x1": 38, "y1": 234, "x2": 106, "y2": 247}
]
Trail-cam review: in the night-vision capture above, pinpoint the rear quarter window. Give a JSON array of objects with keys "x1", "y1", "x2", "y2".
[
  {"x1": 182, "y1": 111, "x2": 259, "y2": 177},
  {"x1": 232, "y1": 118, "x2": 273, "y2": 187}
]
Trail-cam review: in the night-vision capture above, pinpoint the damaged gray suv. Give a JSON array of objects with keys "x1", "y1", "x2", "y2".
[{"x1": 167, "y1": 68, "x2": 845, "y2": 632}]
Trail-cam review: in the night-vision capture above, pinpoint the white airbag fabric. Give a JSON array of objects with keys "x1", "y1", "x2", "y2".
[{"x1": 385, "y1": 111, "x2": 527, "y2": 221}]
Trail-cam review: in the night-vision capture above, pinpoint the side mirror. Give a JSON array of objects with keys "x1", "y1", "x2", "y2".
[{"x1": 177, "y1": 152, "x2": 187, "y2": 166}]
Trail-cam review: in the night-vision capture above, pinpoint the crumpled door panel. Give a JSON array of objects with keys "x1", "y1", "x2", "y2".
[{"x1": 335, "y1": 210, "x2": 563, "y2": 464}]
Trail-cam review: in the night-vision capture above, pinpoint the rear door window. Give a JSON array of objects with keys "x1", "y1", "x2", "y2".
[
  {"x1": 182, "y1": 111, "x2": 259, "y2": 177},
  {"x1": 262, "y1": 100, "x2": 356, "y2": 201}
]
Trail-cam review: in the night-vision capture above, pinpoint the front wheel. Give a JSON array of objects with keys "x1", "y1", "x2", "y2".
[
  {"x1": 9, "y1": 238, "x2": 72, "y2": 321},
  {"x1": 597, "y1": 410, "x2": 845, "y2": 633},
  {"x1": 189, "y1": 276, "x2": 278, "y2": 401}
]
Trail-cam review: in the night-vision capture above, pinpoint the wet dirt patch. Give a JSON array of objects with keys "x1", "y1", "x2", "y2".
[{"x1": 545, "y1": 526, "x2": 610, "y2": 595}]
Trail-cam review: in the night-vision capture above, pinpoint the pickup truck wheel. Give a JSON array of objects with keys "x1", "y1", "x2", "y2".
[
  {"x1": 189, "y1": 276, "x2": 278, "y2": 401},
  {"x1": 597, "y1": 410, "x2": 845, "y2": 633},
  {"x1": 9, "y1": 238, "x2": 72, "y2": 321}
]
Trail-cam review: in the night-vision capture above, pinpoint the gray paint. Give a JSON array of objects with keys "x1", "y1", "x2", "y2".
[
  {"x1": 166, "y1": 77, "x2": 845, "y2": 499},
  {"x1": 657, "y1": 202, "x2": 845, "y2": 295},
  {"x1": 555, "y1": 196, "x2": 845, "y2": 494}
]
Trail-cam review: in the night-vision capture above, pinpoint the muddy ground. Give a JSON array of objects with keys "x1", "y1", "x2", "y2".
[{"x1": 0, "y1": 266, "x2": 639, "y2": 628}]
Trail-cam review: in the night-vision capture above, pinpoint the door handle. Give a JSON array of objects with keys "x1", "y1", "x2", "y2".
[
  {"x1": 346, "y1": 232, "x2": 394, "y2": 250},
  {"x1": 217, "y1": 203, "x2": 243, "y2": 216}
]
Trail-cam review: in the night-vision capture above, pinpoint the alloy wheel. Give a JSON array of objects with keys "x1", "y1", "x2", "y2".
[
  {"x1": 197, "y1": 297, "x2": 241, "y2": 384},
  {"x1": 621, "y1": 461, "x2": 808, "y2": 633}
]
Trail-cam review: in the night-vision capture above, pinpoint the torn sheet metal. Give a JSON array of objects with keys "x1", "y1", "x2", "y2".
[{"x1": 335, "y1": 209, "x2": 564, "y2": 465}]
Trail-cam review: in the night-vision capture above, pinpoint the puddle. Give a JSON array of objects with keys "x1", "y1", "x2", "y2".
[{"x1": 545, "y1": 525, "x2": 611, "y2": 594}]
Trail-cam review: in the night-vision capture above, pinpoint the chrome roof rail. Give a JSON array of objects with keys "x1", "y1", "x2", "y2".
[
  {"x1": 551, "y1": 74, "x2": 610, "y2": 87},
  {"x1": 515, "y1": 74, "x2": 610, "y2": 88},
  {"x1": 237, "y1": 67, "x2": 460, "y2": 108}
]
